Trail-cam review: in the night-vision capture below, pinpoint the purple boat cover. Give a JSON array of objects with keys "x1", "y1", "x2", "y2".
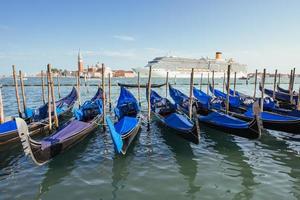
[{"x1": 41, "y1": 120, "x2": 90, "y2": 150}]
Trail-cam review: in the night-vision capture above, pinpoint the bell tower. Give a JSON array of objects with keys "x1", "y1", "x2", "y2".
[{"x1": 78, "y1": 49, "x2": 84, "y2": 73}]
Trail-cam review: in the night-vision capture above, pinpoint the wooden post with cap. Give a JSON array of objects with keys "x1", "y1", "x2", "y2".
[
  {"x1": 253, "y1": 69, "x2": 258, "y2": 98},
  {"x1": 47, "y1": 67, "x2": 52, "y2": 130},
  {"x1": 199, "y1": 73, "x2": 203, "y2": 90},
  {"x1": 108, "y1": 72, "x2": 112, "y2": 112},
  {"x1": 102, "y1": 63, "x2": 106, "y2": 131},
  {"x1": 233, "y1": 72, "x2": 237, "y2": 96},
  {"x1": 0, "y1": 85, "x2": 4, "y2": 123},
  {"x1": 297, "y1": 87, "x2": 300, "y2": 110},
  {"x1": 19, "y1": 70, "x2": 27, "y2": 114},
  {"x1": 147, "y1": 65, "x2": 152, "y2": 130},
  {"x1": 137, "y1": 72, "x2": 141, "y2": 106},
  {"x1": 12, "y1": 65, "x2": 22, "y2": 117},
  {"x1": 57, "y1": 72, "x2": 61, "y2": 99},
  {"x1": 48, "y1": 64, "x2": 59, "y2": 128},
  {"x1": 41, "y1": 70, "x2": 46, "y2": 104},
  {"x1": 207, "y1": 72, "x2": 210, "y2": 95},
  {"x1": 166, "y1": 71, "x2": 169, "y2": 98},
  {"x1": 212, "y1": 70, "x2": 215, "y2": 95},
  {"x1": 290, "y1": 68, "x2": 296, "y2": 104},
  {"x1": 77, "y1": 70, "x2": 81, "y2": 105},
  {"x1": 272, "y1": 69, "x2": 278, "y2": 99},
  {"x1": 261, "y1": 68, "x2": 266, "y2": 112},
  {"x1": 223, "y1": 72, "x2": 226, "y2": 93},
  {"x1": 189, "y1": 68, "x2": 194, "y2": 119},
  {"x1": 226, "y1": 65, "x2": 231, "y2": 114}
]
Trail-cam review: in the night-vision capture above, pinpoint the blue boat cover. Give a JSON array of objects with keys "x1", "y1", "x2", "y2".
[
  {"x1": 106, "y1": 116, "x2": 123, "y2": 153},
  {"x1": 193, "y1": 87, "x2": 211, "y2": 109},
  {"x1": 91, "y1": 87, "x2": 104, "y2": 101},
  {"x1": 244, "y1": 106, "x2": 299, "y2": 121},
  {"x1": 115, "y1": 87, "x2": 139, "y2": 119},
  {"x1": 262, "y1": 86, "x2": 298, "y2": 103},
  {"x1": 210, "y1": 86, "x2": 241, "y2": 108},
  {"x1": 74, "y1": 99, "x2": 103, "y2": 121},
  {"x1": 199, "y1": 111, "x2": 249, "y2": 129},
  {"x1": 163, "y1": 113, "x2": 194, "y2": 131},
  {"x1": 114, "y1": 116, "x2": 138, "y2": 135},
  {"x1": 25, "y1": 87, "x2": 78, "y2": 121},
  {"x1": 0, "y1": 120, "x2": 17, "y2": 134},
  {"x1": 169, "y1": 85, "x2": 190, "y2": 111}
]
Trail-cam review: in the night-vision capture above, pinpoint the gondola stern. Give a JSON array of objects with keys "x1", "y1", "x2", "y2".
[
  {"x1": 251, "y1": 101, "x2": 263, "y2": 139},
  {"x1": 192, "y1": 104, "x2": 201, "y2": 143}
]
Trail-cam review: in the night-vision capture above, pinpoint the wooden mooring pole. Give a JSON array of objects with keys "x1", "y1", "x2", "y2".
[
  {"x1": 41, "y1": 70, "x2": 46, "y2": 104},
  {"x1": 189, "y1": 68, "x2": 194, "y2": 119},
  {"x1": 12, "y1": 65, "x2": 22, "y2": 117},
  {"x1": 102, "y1": 63, "x2": 106, "y2": 131},
  {"x1": 253, "y1": 69, "x2": 258, "y2": 98},
  {"x1": 19, "y1": 70, "x2": 27, "y2": 115},
  {"x1": 226, "y1": 65, "x2": 231, "y2": 114},
  {"x1": 48, "y1": 64, "x2": 59, "y2": 128},
  {"x1": 147, "y1": 65, "x2": 152, "y2": 131}
]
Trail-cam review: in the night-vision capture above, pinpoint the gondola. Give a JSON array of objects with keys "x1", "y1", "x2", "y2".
[
  {"x1": 209, "y1": 86, "x2": 300, "y2": 134},
  {"x1": 169, "y1": 85, "x2": 262, "y2": 139},
  {"x1": 16, "y1": 87, "x2": 104, "y2": 165},
  {"x1": 221, "y1": 86, "x2": 300, "y2": 118},
  {"x1": 117, "y1": 82, "x2": 166, "y2": 88},
  {"x1": 106, "y1": 86, "x2": 141, "y2": 155},
  {"x1": 0, "y1": 87, "x2": 78, "y2": 146},
  {"x1": 277, "y1": 85, "x2": 298, "y2": 95},
  {"x1": 260, "y1": 84, "x2": 298, "y2": 104},
  {"x1": 149, "y1": 89, "x2": 200, "y2": 144}
]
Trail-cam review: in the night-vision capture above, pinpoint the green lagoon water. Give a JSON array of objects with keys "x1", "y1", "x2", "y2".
[{"x1": 0, "y1": 77, "x2": 300, "y2": 200}]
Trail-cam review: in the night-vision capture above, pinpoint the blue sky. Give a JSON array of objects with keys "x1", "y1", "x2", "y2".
[{"x1": 0, "y1": 0, "x2": 300, "y2": 75}]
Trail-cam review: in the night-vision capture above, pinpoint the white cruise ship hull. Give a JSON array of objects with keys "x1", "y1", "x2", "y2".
[{"x1": 132, "y1": 68, "x2": 247, "y2": 78}]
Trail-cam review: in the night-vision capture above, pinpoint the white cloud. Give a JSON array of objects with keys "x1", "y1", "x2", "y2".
[{"x1": 113, "y1": 35, "x2": 135, "y2": 41}]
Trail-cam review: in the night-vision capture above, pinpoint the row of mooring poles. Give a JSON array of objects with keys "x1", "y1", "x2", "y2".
[
  {"x1": 10, "y1": 65, "x2": 60, "y2": 130},
  {"x1": 4, "y1": 64, "x2": 300, "y2": 128}
]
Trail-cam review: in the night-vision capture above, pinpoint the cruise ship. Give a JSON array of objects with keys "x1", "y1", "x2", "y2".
[{"x1": 132, "y1": 52, "x2": 247, "y2": 78}]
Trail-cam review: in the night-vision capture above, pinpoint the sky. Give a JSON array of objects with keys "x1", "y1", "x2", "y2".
[{"x1": 0, "y1": 0, "x2": 300, "y2": 75}]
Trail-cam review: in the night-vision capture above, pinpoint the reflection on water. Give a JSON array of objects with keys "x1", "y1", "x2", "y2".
[
  {"x1": 203, "y1": 126, "x2": 257, "y2": 200},
  {"x1": 37, "y1": 133, "x2": 96, "y2": 198},
  {"x1": 158, "y1": 123, "x2": 201, "y2": 199},
  {"x1": 0, "y1": 77, "x2": 300, "y2": 199}
]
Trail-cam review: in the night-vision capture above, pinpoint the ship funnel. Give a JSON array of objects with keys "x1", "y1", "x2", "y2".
[{"x1": 215, "y1": 52, "x2": 222, "y2": 60}]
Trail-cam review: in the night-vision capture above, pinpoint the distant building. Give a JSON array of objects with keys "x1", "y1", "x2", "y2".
[{"x1": 113, "y1": 70, "x2": 135, "y2": 78}]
